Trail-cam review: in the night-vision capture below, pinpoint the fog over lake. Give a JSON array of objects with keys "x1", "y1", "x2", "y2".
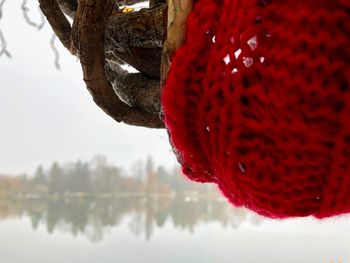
[{"x1": 0, "y1": 1, "x2": 349, "y2": 263}]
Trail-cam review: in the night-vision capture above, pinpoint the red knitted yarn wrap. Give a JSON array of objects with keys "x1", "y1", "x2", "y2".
[{"x1": 162, "y1": 0, "x2": 350, "y2": 218}]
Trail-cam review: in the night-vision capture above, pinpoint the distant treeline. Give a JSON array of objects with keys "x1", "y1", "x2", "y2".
[{"x1": 0, "y1": 155, "x2": 216, "y2": 197}]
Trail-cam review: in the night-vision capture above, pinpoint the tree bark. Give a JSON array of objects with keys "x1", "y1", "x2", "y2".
[
  {"x1": 110, "y1": 73, "x2": 161, "y2": 114},
  {"x1": 57, "y1": 0, "x2": 77, "y2": 18},
  {"x1": 149, "y1": 0, "x2": 166, "y2": 8},
  {"x1": 71, "y1": 0, "x2": 164, "y2": 128},
  {"x1": 39, "y1": 0, "x2": 72, "y2": 51},
  {"x1": 105, "y1": 5, "x2": 166, "y2": 79},
  {"x1": 160, "y1": 0, "x2": 192, "y2": 85}
]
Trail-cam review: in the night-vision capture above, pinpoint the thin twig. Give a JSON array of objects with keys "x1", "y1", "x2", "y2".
[
  {"x1": 50, "y1": 33, "x2": 60, "y2": 69},
  {"x1": 0, "y1": 0, "x2": 5, "y2": 19},
  {"x1": 0, "y1": 29, "x2": 11, "y2": 58},
  {"x1": 37, "y1": 8, "x2": 46, "y2": 30},
  {"x1": 21, "y1": 0, "x2": 46, "y2": 30},
  {"x1": 0, "y1": 0, "x2": 11, "y2": 58}
]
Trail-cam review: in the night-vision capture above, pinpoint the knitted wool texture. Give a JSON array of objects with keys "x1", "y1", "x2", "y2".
[{"x1": 162, "y1": 0, "x2": 350, "y2": 218}]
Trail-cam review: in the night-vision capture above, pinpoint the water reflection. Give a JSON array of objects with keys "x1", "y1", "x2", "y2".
[{"x1": 0, "y1": 197, "x2": 262, "y2": 242}]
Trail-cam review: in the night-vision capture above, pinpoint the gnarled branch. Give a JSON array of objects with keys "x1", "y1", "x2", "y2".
[
  {"x1": 37, "y1": 0, "x2": 192, "y2": 128},
  {"x1": 71, "y1": 0, "x2": 163, "y2": 127},
  {"x1": 38, "y1": 0, "x2": 165, "y2": 128}
]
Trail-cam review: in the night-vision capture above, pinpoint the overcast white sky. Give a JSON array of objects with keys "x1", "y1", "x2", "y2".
[{"x1": 0, "y1": 0, "x2": 176, "y2": 175}]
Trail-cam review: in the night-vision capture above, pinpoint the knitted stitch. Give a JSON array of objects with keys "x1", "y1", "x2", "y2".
[{"x1": 162, "y1": 0, "x2": 350, "y2": 218}]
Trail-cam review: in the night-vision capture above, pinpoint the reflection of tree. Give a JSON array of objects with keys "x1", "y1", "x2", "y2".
[
  {"x1": 145, "y1": 197, "x2": 155, "y2": 240},
  {"x1": 46, "y1": 200, "x2": 90, "y2": 235},
  {"x1": 128, "y1": 212, "x2": 144, "y2": 237},
  {"x1": 0, "y1": 155, "x2": 264, "y2": 243},
  {"x1": 170, "y1": 198, "x2": 203, "y2": 232},
  {"x1": 0, "y1": 199, "x2": 25, "y2": 221},
  {"x1": 0, "y1": 197, "x2": 263, "y2": 242},
  {"x1": 155, "y1": 197, "x2": 171, "y2": 228},
  {"x1": 26, "y1": 200, "x2": 46, "y2": 230}
]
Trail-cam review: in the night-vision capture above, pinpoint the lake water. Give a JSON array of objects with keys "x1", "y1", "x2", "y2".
[{"x1": 0, "y1": 197, "x2": 349, "y2": 263}]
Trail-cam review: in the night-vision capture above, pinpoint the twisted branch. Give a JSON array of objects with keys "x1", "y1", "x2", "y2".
[
  {"x1": 71, "y1": 0, "x2": 163, "y2": 127},
  {"x1": 38, "y1": 0, "x2": 164, "y2": 127}
]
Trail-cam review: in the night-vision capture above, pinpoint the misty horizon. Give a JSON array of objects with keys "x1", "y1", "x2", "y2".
[{"x1": 0, "y1": 154, "x2": 179, "y2": 177}]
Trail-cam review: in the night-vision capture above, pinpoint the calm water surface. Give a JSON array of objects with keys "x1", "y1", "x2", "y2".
[{"x1": 0, "y1": 197, "x2": 349, "y2": 263}]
